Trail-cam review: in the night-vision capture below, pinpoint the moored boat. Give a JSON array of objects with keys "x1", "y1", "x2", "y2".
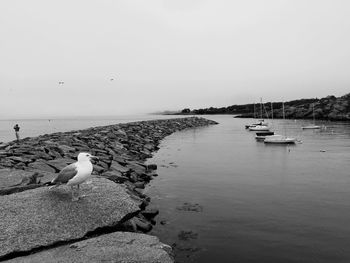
[
  {"x1": 302, "y1": 125, "x2": 321, "y2": 130},
  {"x1": 302, "y1": 103, "x2": 321, "y2": 130},
  {"x1": 255, "y1": 131, "x2": 274, "y2": 141},
  {"x1": 264, "y1": 134, "x2": 296, "y2": 144},
  {"x1": 249, "y1": 125, "x2": 270, "y2": 131}
]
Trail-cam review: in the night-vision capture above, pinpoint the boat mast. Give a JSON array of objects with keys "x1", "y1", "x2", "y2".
[
  {"x1": 253, "y1": 103, "x2": 256, "y2": 119},
  {"x1": 312, "y1": 103, "x2": 315, "y2": 124},
  {"x1": 283, "y1": 102, "x2": 286, "y2": 136},
  {"x1": 260, "y1": 98, "x2": 263, "y2": 120},
  {"x1": 271, "y1": 102, "x2": 274, "y2": 121},
  {"x1": 271, "y1": 102, "x2": 274, "y2": 128}
]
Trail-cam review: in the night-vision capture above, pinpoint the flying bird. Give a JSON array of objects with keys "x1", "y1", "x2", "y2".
[{"x1": 49, "y1": 152, "x2": 99, "y2": 201}]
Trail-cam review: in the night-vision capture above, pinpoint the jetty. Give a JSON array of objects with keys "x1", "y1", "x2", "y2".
[{"x1": 0, "y1": 117, "x2": 218, "y2": 262}]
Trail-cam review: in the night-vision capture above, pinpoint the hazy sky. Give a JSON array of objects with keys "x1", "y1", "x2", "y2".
[{"x1": 1, "y1": 0, "x2": 349, "y2": 118}]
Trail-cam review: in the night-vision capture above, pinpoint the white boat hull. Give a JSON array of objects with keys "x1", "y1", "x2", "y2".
[
  {"x1": 264, "y1": 135, "x2": 296, "y2": 144},
  {"x1": 249, "y1": 125, "x2": 270, "y2": 131}
]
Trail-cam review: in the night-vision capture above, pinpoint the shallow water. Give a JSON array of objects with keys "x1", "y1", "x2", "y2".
[{"x1": 146, "y1": 115, "x2": 350, "y2": 263}]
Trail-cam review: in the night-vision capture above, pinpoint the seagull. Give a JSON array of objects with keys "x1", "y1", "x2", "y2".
[{"x1": 49, "y1": 152, "x2": 99, "y2": 201}]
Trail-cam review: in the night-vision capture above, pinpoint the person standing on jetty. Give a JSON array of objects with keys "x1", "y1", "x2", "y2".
[{"x1": 13, "y1": 124, "x2": 20, "y2": 142}]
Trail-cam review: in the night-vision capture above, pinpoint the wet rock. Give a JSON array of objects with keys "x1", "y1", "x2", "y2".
[
  {"x1": 160, "y1": 220, "x2": 168, "y2": 225},
  {"x1": 147, "y1": 163, "x2": 157, "y2": 171},
  {"x1": 133, "y1": 216, "x2": 153, "y2": 232},
  {"x1": 141, "y1": 208, "x2": 159, "y2": 219},
  {"x1": 176, "y1": 202, "x2": 203, "y2": 212},
  {"x1": 178, "y1": 230, "x2": 199, "y2": 241},
  {"x1": 0, "y1": 177, "x2": 141, "y2": 259}
]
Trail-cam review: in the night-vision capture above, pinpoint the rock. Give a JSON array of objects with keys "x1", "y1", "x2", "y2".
[
  {"x1": 125, "y1": 161, "x2": 146, "y2": 174},
  {"x1": 28, "y1": 160, "x2": 56, "y2": 173},
  {"x1": 92, "y1": 164, "x2": 105, "y2": 174},
  {"x1": 28, "y1": 169, "x2": 57, "y2": 184},
  {"x1": 0, "y1": 177, "x2": 141, "y2": 258},
  {"x1": 101, "y1": 171, "x2": 129, "y2": 184},
  {"x1": 6, "y1": 156, "x2": 32, "y2": 164},
  {"x1": 57, "y1": 145, "x2": 76, "y2": 154},
  {"x1": 147, "y1": 164, "x2": 158, "y2": 171},
  {"x1": 46, "y1": 158, "x2": 75, "y2": 171},
  {"x1": 0, "y1": 169, "x2": 41, "y2": 189},
  {"x1": 134, "y1": 181, "x2": 145, "y2": 189},
  {"x1": 176, "y1": 202, "x2": 203, "y2": 212},
  {"x1": 110, "y1": 161, "x2": 130, "y2": 174},
  {"x1": 4, "y1": 232, "x2": 173, "y2": 263},
  {"x1": 141, "y1": 208, "x2": 159, "y2": 219},
  {"x1": 133, "y1": 217, "x2": 153, "y2": 233}
]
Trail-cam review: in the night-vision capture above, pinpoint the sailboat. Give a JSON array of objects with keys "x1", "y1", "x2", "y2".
[
  {"x1": 249, "y1": 98, "x2": 270, "y2": 131},
  {"x1": 264, "y1": 102, "x2": 296, "y2": 144},
  {"x1": 255, "y1": 102, "x2": 275, "y2": 140},
  {"x1": 302, "y1": 103, "x2": 320, "y2": 129},
  {"x1": 245, "y1": 103, "x2": 265, "y2": 129}
]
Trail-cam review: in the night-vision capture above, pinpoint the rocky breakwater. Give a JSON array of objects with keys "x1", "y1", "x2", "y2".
[{"x1": 0, "y1": 117, "x2": 218, "y2": 262}]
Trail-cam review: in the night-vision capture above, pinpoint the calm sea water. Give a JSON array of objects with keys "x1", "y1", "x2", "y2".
[
  {"x1": 146, "y1": 115, "x2": 350, "y2": 263},
  {"x1": 0, "y1": 115, "x2": 179, "y2": 143}
]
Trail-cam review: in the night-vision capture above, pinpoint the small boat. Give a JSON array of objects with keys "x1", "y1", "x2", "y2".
[
  {"x1": 255, "y1": 131, "x2": 274, "y2": 141},
  {"x1": 249, "y1": 125, "x2": 270, "y2": 131},
  {"x1": 264, "y1": 102, "x2": 296, "y2": 144},
  {"x1": 302, "y1": 125, "x2": 321, "y2": 130},
  {"x1": 264, "y1": 134, "x2": 296, "y2": 144},
  {"x1": 302, "y1": 103, "x2": 320, "y2": 129},
  {"x1": 245, "y1": 121, "x2": 264, "y2": 129},
  {"x1": 245, "y1": 99, "x2": 269, "y2": 129}
]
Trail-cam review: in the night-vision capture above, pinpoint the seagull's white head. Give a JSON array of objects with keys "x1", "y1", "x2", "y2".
[{"x1": 77, "y1": 152, "x2": 99, "y2": 162}]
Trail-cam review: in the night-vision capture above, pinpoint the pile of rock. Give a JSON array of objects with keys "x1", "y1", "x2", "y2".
[{"x1": 0, "y1": 117, "x2": 217, "y2": 262}]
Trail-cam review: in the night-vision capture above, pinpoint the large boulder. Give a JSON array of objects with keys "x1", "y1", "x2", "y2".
[
  {"x1": 0, "y1": 177, "x2": 141, "y2": 258},
  {"x1": 4, "y1": 232, "x2": 173, "y2": 263}
]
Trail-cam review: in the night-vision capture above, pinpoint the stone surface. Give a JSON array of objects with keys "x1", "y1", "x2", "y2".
[
  {"x1": 0, "y1": 169, "x2": 37, "y2": 189},
  {"x1": 28, "y1": 160, "x2": 56, "y2": 173},
  {"x1": 0, "y1": 177, "x2": 141, "y2": 258},
  {"x1": 5, "y1": 232, "x2": 173, "y2": 263}
]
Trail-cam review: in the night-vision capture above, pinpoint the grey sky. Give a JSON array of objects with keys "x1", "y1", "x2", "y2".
[{"x1": 1, "y1": 0, "x2": 349, "y2": 118}]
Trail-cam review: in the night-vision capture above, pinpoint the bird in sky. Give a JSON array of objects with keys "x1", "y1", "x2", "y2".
[{"x1": 49, "y1": 152, "x2": 99, "y2": 201}]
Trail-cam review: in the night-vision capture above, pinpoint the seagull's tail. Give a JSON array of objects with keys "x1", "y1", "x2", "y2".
[{"x1": 43, "y1": 181, "x2": 59, "y2": 189}]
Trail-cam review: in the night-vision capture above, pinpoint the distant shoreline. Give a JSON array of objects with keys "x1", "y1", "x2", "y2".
[{"x1": 165, "y1": 93, "x2": 350, "y2": 121}]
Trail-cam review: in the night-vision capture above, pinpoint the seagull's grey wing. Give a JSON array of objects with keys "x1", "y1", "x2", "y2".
[{"x1": 52, "y1": 163, "x2": 78, "y2": 184}]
